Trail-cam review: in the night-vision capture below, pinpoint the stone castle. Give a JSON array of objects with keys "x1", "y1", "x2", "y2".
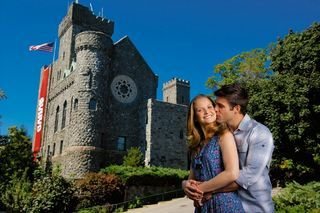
[{"x1": 36, "y1": 3, "x2": 190, "y2": 178}]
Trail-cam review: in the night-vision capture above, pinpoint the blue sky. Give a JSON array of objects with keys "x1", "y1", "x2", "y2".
[{"x1": 0, "y1": 0, "x2": 319, "y2": 137}]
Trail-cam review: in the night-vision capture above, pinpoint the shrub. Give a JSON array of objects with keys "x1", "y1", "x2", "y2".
[
  {"x1": 74, "y1": 173, "x2": 124, "y2": 209},
  {"x1": 123, "y1": 147, "x2": 144, "y2": 167},
  {"x1": 273, "y1": 181, "x2": 320, "y2": 212},
  {"x1": 101, "y1": 165, "x2": 189, "y2": 186},
  {"x1": 1, "y1": 172, "x2": 32, "y2": 212},
  {"x1": 24, "y1": 172, "x2": 75, "y2": 212}
]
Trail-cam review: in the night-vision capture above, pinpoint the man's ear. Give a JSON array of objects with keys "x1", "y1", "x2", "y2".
[{"x1": 234, "y1": 105, "x2": 241, "y2": 113}]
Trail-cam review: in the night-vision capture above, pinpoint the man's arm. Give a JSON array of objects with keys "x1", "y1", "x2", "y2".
[
  {"x1": 236, "y1": 125, "x2": 274, "y2": 189},
  {"x1": 201, "y1": 181, "x2": 239, "y2": 203}
]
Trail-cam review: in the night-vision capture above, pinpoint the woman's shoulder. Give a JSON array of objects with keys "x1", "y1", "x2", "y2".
[
  {"x1": 219, "y1": 130, "x2": 235, "y2": 143},
  {"x1": 220, "y1": 129, "x2": 233, "y2": 137}
]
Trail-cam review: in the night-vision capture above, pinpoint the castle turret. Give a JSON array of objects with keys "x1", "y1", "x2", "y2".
[
  {"x1": 56, "y1": 3, "x2": 114, "y2": 79},
  {"x1": 58, "y1": 31, "x2": 113, "y2": 178},
  {"x1": 163, "y1": 77, "x2": 190, "y2": 105}
]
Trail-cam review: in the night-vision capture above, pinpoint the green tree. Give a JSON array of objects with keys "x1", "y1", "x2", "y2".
[
  {"x1": 206, "y1": 23, "x2": 320, "y2": 184},
  {"x1": 0, "y1": 127, "x2": 35, "y2": 191},
  {"x1": 123, "y1": 147, "x2": 144, "y2": 167},
  {"x1": 246, "y1": 74, "x2": 318, "y2": 184},
  {"x1": 206, "y1": 48, "x2": 271, "y2": 89},
  {"x1": 270, "y1": 23, "x2": 320, "y2": 78}
]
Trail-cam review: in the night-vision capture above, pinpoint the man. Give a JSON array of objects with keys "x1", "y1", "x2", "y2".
[{"x1": 183, "y1": 83, "x2": 274, "y2": 212}]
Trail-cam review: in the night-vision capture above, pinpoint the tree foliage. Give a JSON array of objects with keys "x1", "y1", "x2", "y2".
[
  {"x1": 0, "y1": 127, "x2": 35, "y2": 190},
  {"x1": 270, "y1": 23, "x2": 320, "y2": 78},
  {"x1": 207, "y1": 23, "x2": 320, "y2": 184},
  {"x1": 246, "y1": 73, "x2": 319, "y2": 184},
  {"x1": 206, "y1": 48, "x2": 271, "y2": 89}
]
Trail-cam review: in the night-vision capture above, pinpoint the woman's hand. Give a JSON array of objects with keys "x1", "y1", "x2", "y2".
[{"x1": 182, "y1": 179, "x2": 203, "y2": 201}]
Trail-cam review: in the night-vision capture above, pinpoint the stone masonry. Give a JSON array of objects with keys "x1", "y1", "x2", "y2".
[{"x1": 37, "y1": 3, "x2": 190, "y2": 178}]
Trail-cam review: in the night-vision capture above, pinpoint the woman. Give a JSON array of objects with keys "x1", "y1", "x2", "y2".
[{"x1": 182, "y1": 94, "x2": 244, "y2": 212}]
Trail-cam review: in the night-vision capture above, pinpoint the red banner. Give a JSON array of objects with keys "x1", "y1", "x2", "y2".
[{"x1": 33, "y1": 66, "x2": 50, "y2": 159}]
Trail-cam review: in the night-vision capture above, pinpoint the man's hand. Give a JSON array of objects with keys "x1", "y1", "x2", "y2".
[
  {"x1": 182, "y1": 179, "x2": 203, "y2": 201},
  {"x1": 202, "y1": 192, "x2": 212, "y2": 202}
]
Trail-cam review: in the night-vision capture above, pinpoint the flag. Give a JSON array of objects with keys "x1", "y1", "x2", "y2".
[{"x1": 29, "y1": 42, "x2": 54, "y2": 52}]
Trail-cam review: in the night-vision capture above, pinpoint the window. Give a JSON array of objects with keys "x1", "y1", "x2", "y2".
[
  {"x1": 88, "y1": 72, "x2": 93, "y2": 89},
  {"x1": 89, "y1": 98, "x2": 97, "y2": 110},
  {"x1": 74, "y1": 99, "x2": 78, "y2": 111},
  {"x1": 180, "y1": 130, "x2": 184, "y2": 139},
  {"x1": 181, "y1": 96, "x2": 185, "y2": 103},
  {"x1": 61, "y1": 101, "x2": 67, "y2": 129},
  {"x1": 57, "y1": 70, "x2": 62, "y2": 81},
  {"x1": 52, "y1": 143, "x2": 56, "y2": 156},
  {"x1": 47, "y1": 145, "x2": 50, "y2": 157},
  {"x1": 54, "y1": 106, "x2": 60, "y2": 132},
  {"x1": 117, "y1": 136, "x2": 126, "y2": 151},
  {"x1": 59, "y1": 140, "x2": 63, "y2": 154}
]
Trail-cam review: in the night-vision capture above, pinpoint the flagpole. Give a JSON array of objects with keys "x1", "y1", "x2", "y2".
[{"x1": 52, "y1": 39, "x2": 57, "y2": 66}]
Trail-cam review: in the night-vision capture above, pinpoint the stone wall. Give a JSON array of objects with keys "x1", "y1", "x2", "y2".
[{"x1": 145, "y1": 99, "x2": 188, "y2": 170}]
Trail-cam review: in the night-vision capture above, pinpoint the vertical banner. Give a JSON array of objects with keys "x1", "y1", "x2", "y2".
[{"x1": 32, "y1": 66, "x2": 50, "y2": 159}]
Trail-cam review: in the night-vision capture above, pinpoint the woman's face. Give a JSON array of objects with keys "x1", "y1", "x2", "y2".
[{"x1": 193, "y1": 97, "x2": 216, "y2": 127}]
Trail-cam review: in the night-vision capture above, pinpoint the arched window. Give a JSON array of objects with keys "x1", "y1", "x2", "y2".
[
  {"x1": 89, "y1": 98, "x2": 97, "y2": 110},
  {"x1": 88, "y1": 71, "x2": 93, "y2": 89},
  {"x1": 61, "y1": 101, "x2": 67, "y2": 129},
  {"x1": 54, "y1": 106, "x2": 60, "y2": 132},
  {"x1": 74, "y1": 98, "x2": 79, "y2": 111}
]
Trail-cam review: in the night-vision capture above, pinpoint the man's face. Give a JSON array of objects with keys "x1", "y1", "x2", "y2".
[{"x1": 214, "y1": 97, "x2": 235, "y2": 125}]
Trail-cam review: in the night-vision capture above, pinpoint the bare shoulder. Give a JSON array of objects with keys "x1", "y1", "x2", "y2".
[{"x1": 220, "y1": 130, "x2": 235, "y2": 143}]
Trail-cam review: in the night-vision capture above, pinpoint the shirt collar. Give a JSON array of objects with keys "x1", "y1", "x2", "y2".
[{"x1": 236, "y1": 114, "x2": 251, "y2": 132}]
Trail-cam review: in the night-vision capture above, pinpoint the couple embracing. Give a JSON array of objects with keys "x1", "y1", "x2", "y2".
[{"x1": 182, "y1": 83, "x2": 274, "y2": 213}]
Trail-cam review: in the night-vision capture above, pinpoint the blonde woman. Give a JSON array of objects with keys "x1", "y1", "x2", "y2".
[{"x1": 182, "y1": 94, "x2": 244, "y2": 212}]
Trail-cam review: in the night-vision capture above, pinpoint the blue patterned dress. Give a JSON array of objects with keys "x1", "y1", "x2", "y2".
[{"x1": 192, "y1": 136, "x2": 244, "y2": 213}]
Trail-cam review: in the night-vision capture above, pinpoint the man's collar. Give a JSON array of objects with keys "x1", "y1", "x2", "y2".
[{"x1": 236, "y1": 114, "x2": 251, "y2": 132}]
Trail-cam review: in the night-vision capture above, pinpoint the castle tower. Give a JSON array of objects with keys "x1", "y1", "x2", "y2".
[
  {"x1": 41, "y1": 3, "x2": 115, "y2": 178},
  {"x1": 162, "y1": 77, "x2": 190, "y2": 105},
  {"x1": 54, "y1": 3, "x2": 114, "y2": 80},
  {"x1": 60, "y1": 31, "x2": 113, "y2": 177}
]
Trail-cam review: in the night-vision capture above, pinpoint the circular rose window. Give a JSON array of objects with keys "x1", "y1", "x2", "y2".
[{"x1": 111, "y1": 75, "x2": 137, "y2": 103}]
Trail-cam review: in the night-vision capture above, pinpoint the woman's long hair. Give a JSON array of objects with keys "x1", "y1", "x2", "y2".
[{"x1": 187, "y1": 94, "x2": 227, "y2": 155}]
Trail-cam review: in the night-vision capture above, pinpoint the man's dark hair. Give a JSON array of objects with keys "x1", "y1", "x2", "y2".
[{"x1": 214, "y1": 83, "x2": 249, "y2": 115}]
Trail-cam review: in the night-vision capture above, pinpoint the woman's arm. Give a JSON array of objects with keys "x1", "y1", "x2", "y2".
[
  {"x1": 182, "y1": 169, "x2": 203, "y2": 200},
  {"x1": 198, "y1": 131, "x2": 240, "y2": 193}
]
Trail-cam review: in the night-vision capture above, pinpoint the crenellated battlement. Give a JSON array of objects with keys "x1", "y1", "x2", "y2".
[
  {"x1": 58, "y1": 3, "x2": 114, "y2": 38},
  {"x1": 163, "y1": 77, "x2": 190, "y2": 88}
]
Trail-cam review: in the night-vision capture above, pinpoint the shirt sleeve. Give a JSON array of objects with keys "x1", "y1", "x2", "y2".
[{"x1": 236, "y1": 125, "x2": 274, "y2": 189}]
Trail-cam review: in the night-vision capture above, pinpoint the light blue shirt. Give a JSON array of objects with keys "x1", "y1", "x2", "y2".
[{"x1": 234, "y1": 114, "x2": 274, "y2": 213}]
